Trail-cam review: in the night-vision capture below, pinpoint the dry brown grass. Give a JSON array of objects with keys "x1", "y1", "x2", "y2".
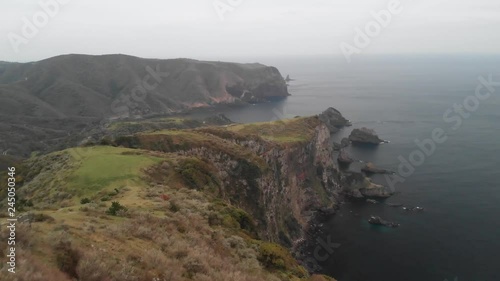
[
  {"x1": 0, "y1": 124, "x2": 337, "y2": 281},
  {"x1": 0, "y1": 172, "x2": 314, "y2": 281}
]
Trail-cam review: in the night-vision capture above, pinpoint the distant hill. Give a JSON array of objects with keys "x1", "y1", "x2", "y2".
[{"x1": 0, "y1": 54, "x2": 290, "y2": 157}]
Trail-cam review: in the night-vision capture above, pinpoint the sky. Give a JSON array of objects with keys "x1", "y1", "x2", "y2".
[{"x1": 1, "y1": 0, "x2": 500, "y2": 62}]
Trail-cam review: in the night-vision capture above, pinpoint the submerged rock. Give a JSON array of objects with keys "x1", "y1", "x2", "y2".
[
  {"x1": 318, "y1": 107, "x2": 352, "y2": 134},
  {"x1": 342, "y1": 171, "x2": 394, "y2": 198},
  {"x1": 349, "y1": 127, "x2": 384, "y2": 145},
  {"x1": 403, "y1": 206, "x2": 425, "y2": 212},
  {"x1": 368, "y1": 216, "x2": 400, "y2": 228},
  {"x1": 361, "y1": 162, "x2": 394, "y2": 174},
  {"x1": 386, "y1": 203, "x2": 403, "y2": 207},
  {"x1": 360, "y1": 184, "x2": 393, "y2": 198}
]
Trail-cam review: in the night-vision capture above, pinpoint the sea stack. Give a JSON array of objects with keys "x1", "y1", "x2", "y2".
[{"x1": 349, "y1": 127, "x2": 384, "y2": 145}]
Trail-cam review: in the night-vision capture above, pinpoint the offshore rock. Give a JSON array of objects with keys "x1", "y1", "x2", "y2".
[
  {"x1": 349, "y1": 127, "x2": 384, "y2": 145},
  {"x1": 338, "y1": 149, "x2": 354, "y2": 164},
  {"x1": 368, "y1": 216, "x2": 400, "y2": 228}
]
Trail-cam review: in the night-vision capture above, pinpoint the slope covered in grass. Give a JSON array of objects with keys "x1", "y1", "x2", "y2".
[
  {"x1": 7, "y1": 146, "x2": 162, "y2": 209},
  {"x1": 67, "y1": 146, "x2": 162, "y2": 197}
]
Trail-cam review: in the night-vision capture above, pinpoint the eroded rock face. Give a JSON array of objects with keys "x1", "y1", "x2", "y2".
[
  {"x1": 318, "y1": 107, "x2": 352, "y2": 133},
  {"x1": 349, "y1": 127, "x2": 383, "y2": 145}
]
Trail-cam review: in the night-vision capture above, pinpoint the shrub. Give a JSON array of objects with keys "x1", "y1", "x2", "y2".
[
  {"x1": 178, "y1": 158, "x2": 219, "y2": 190},
  {"x1": 32, "y1": 213, "x2": 55, "y2": 223},
  {"x1": 168, "y1": 201, "x2": 180, "y2": 213},
  {"x1": 80, "y1": 198, "x2": 91, "y2": 204},
  {"x1": 106, "y1": 202, "x2": 127, "y2": 216},
  {"x1": 114, "y1": 136, "x2": 141, "y2": 148},
  {"x1": 99, "y1": 136, "x2": 114, "y2": 146},
  {"x1": 182, "y1": 258, "x2": 207, "y2": 278},
  {"x1": 5, "y1": 250, "x2": 72, "y2": 281},
  {"x1": 208, "y1": 212, "x2": 223, "y2": 226},
  {"x1": 228, "y1": 208, "x2": 257, "y2": 235},
  {"x1": 54, "y1": 241, "x2": 81, "y2": 279},
  {"x1": 19, "y1": 198, "x2": 34, "y2": 207},
  {"x1": 258, "y1": 242, "x2": 294, "y2": 270},
  {"x1": 76, "y1": 251, "x2": 112, "y2": 281}
]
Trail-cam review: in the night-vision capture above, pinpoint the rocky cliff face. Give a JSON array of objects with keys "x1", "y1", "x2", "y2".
[
  {"x1": 234, "y1": 123, "x2": 342, "y2": 244},
  {"x1": 116, "y1": 115, "x2": 348, "y2": 246}
]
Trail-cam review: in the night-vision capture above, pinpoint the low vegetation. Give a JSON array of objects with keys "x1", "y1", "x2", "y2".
[{"x1": 227, "y1": 116, "x2": 321, "y2": 144}]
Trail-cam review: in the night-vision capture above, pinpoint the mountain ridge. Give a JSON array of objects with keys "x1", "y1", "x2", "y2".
[{"x1": 0, "y1": 54, "x2": 290, "y2": 157}]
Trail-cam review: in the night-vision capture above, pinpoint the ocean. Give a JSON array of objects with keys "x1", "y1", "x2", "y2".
[{"x1": 204, "y1": 55, "x2": 500, "y2": 281}]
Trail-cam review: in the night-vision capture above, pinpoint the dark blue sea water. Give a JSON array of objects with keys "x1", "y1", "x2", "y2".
[{"x1": 206, "y1": 55, "x2": 500, "y2": 281}]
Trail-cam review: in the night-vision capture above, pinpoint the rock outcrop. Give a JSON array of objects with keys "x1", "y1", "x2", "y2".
[
  {"x1": 340, "y1": 137, "x2": 350, "y2": 148},
  {"x1": 338, "y1": 149, "x2": 354, "y2": 164},
  {"x1": 341, "y1": 171, "x2": 393, "y2": 198},
  {"x1": 349, "y1": 127, "x2": 384, "y2": 145},
  {"x1": 318, "y1": 107, "x2": 352, "y2": 134}
]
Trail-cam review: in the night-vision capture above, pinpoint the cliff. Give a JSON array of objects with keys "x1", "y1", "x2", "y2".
[
  {"x1": 108, "y1": 116, "x2": 343, "y2": 247},
  {"x1": 0, "y1": 110, "x2": 382, "y2": 281}
]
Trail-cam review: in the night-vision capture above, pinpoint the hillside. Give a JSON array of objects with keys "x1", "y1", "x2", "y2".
[
  {"x1": 0, "y1": 109, "x2": 385, "y2": 281},
  {"x1": 0, "y1": 54, "x2": 289, "y2": 158}
]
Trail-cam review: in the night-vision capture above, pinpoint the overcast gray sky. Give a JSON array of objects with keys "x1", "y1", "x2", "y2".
[{"x1": 1, "y1": 0, "x2": 500, "y2": 62}]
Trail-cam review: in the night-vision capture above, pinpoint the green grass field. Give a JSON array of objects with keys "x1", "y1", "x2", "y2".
[{"x1": 67, "y1": 146, "x2": 162, "y2": 197}]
